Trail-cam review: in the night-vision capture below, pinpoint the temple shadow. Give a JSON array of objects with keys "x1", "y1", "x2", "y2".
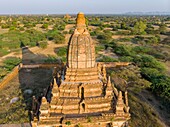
[
  {"x1": 20, "y1": 42, "x2": 52, "y2": 65},
  {"x1": 18, "y1": 43, "x2": 54, "y2": 123}
]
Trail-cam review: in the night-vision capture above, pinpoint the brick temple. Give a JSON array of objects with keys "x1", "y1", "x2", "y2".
[{"x1": 31, "y1": 12, "x2": 130, "y2": 127}]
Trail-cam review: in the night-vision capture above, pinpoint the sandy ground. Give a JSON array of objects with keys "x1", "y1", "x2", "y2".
[
  {"x1": 0, "y1": 27, "x2": 9, "y2": 34},
  {"x1": 0, "y1": 24, "x2": 73, "y2": 65},
  {"x1": 165, "y1": 61, "x2": 170, "y2": 75},
  {"x1": 65, "y1": 24, "x2": 74, "y2": 32},
  {"x1": 112, "y1": 35, "x2": 135, "y2": 39},
  {"x1": 0, "y1": 40, "x2": 68, "y2": 65}
]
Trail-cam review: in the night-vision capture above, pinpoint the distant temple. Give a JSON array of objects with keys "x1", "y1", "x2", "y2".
[
  {"x1": 31, "y1": 12, "x2": 130, "y2": 127},
  {"x1": 64, "y1": 14, "x2": 71, "y2": 19}
]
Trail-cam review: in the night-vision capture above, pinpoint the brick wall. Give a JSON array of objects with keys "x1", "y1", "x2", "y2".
[{"x1": 0, "y1": 66, "x2": 19, "y2": 89}]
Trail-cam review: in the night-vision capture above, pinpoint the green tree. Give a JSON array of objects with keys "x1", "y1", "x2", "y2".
[
  {"x1": 57, "y1": 47, "x2": 67, "y2": 57},
  {"x1": 98, "y1": 55, "x2": 118, "y2": 62},
  {"x1": 114, "y1": 45, "x2": 132, "y2": 56},
  {"x1": 133, "y1": 55, "x2": 165, "y2": 71},
  {"x1": 41, "y1": 24, "x2": 49, "y2": 29},
  {"x1": 159, "y1": 23, "x2": 167, "y2": 34},
  {"x1": 133, "y1": 21, "x2": 147, "y2": 35},
  {"x1": 120, "y1": 22, "x2": 127, "y2": 29},
  {"x1": 53, "y1": 34, "x2": 65, "y2": 44}
]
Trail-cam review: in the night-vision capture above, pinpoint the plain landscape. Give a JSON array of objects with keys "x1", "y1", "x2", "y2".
[{"x1": 0, "y1": 14, "x2": 170, "y2": 127}]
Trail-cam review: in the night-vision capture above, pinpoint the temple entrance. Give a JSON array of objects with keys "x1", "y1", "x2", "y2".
[
  {"x1": 81, "y1": 87, "x2": 84, "y2": 99},
  {"x1": 82, "y1": 103, "x2": 85, "y2": 112}
]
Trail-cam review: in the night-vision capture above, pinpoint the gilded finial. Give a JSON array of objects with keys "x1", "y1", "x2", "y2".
[{"x1": 76, "y1": 12, "x2": 86, "y2": 26}]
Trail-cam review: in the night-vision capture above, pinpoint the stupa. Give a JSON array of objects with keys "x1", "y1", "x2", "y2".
[
  {"x1": 31, "y1": 12, "x2": 130, "y2": 127},
  {"x1": 64, "y1": 14, "x2": 71, "y2": 19}
]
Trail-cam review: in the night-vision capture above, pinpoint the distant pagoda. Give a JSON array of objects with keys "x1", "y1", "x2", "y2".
[
  {"x1": 31, "y1": 12, "x2": 130, "y2": 127},
  {"x1": 64, "y1": 14, "x2": 71, "y2": 19}
]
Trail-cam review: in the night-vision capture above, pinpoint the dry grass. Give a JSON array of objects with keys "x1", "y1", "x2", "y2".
[
  {"x1": 0, "y1": 68, "x2": 53, "y2": 124},
  {"x1": 128, "y1": 92, "x2": 166, "y2": 127},
  {"x1": 0, "y1": 76, "x2": 28, "y2": 124}
]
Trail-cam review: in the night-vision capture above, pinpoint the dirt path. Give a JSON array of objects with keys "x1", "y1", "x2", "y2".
[
  {"x1": 112, "y1": 35, "x2": 135, "y2": 39},
  {"x1": 165, "y1": 61, "x2": 170, "y2": 76},
  {"x1": 65, "y1": 24, "x2": 74, "y2": 32},
  {"x1": 0, "y1": 41, "x2": 68, "y2": 65}
]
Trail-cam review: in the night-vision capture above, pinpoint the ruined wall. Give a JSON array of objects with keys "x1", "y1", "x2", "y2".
[
  {"x1": 0, "y1": 62, "x2": 130, "y2": 90},
  {"x1": 0, "y1": 66, "x2": 19, "y2": 89}
]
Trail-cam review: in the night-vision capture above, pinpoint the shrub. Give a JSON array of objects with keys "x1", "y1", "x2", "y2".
[
  {"x1": 65, "y1": 121, "x2": 71, "y2": 126},
  {"x1": 132, "y1": 36, "x2": 145, "y2": 43},
  {"x1": 132, "y1": 46, "x2": 151, "y2": 54},
  {"x1": 87, "y1": 116, "x2": 92, "y2": 123},
  {"x1": 41, "y1": 24, "x2": 48, "y2": 29},
  {"x1": 44, "y1": 56, "x2": 58, "y2": 63},
  {"x1": 53, "y1": 34, "x2": 65, "y2": 44},
  {"x1": 57, "y1": 25, "x2": 65, "y2": 31},
  {"x1": 95, "y1": 45, "x2": 105, "y2": 54},
  {"x1": 19, "y1": 27, "x2": 25, "y2": 31},
  {"x1": 9, "y1": 26, "x2": 16, "y2": 31},
  {"x1": 116, "y1": 30, "x2": 131, "y2": 35},
  {"x1": 63, "y1": 31, "x2": 68, "y2": 34},
  {"x1": 0, "y1": 68, "x2": 8, "y2": 79},
  {"x1": 97, "y1": 33, "x2": 112, "y2": 41},
  {"x1": 90, "y1": 31, "x2": 96, "y2": 36},
  {"x1": 141, "y1": 67, "x2": 170, "y2": 100},
  {"x1": 61, "y1": 56, "x2": 67, "y2": 62},
  {"x1": 132, "y1": 21, "x2": 147, "y2": 35},
  {"x1": 159, "y1": 23, "x2": 167, "y2": 34},
  {"x1": 119, "y1": 56, "x2": 133, "y2": 62},
  {"x1": 57, "y1": 47, "x2": 67, "y2": 57},
  {"x1": 141, "y1": 67, "x2": 162, "y2": 80},
  {"x1": 69, "y1": 29, "x2": 74, "y2": 34},
  {"x1": 1, "y1": 24, "x2": 10, "y2": 29},
  {"x1": 114, "y1": 45, "x2": 132, "y2": 56},
  {"x1": 46, "y1": 29, "x2": 60, "y2": 40},
  {"x1": 0, "y1": 49, "x2": 9, "y2": 57},
  {"x1": 133, "y1": 55, "x2": 165, "y2": 71},
  {"x1": 145, "y1": 36, "x2": 159, "y2": 44},
  {"x1": 118, "y1": 37, "x2": 131, "y2": 42},
  {"x1": 3, "y1": 57, "x2": 21, "y2": 71},
  {"x1": 98, "y1": 55, "x2": 119, "y2": 62},
  {"x1": 39, "y1": 41, "x2": 48, "y2": 49}
]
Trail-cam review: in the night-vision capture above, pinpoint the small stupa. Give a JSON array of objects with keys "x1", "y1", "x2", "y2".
[{"x1": 64, "y1": 14, "x2": 71, "y2": 19}]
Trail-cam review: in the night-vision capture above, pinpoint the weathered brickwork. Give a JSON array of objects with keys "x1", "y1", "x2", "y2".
[{"x1": 31, "y1": 12, "x2": 130, "y2": 127}]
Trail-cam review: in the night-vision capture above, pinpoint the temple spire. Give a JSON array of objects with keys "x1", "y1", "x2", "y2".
[
  {"x1": 67, "y1": 12, "x2": 95, "y2": 69},
  {"x1": 116, "y1": 91, "x2": 125, "y2": 114}
]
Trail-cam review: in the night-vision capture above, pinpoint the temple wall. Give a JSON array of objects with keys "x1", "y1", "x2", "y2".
[{"x1": 59, "y1": 82, "x2": 103, "y2": 98}]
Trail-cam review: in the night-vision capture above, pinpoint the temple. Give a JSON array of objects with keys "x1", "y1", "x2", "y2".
[{"x1": 31, "y1": 12, "x2": 130, "y2": 127}]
